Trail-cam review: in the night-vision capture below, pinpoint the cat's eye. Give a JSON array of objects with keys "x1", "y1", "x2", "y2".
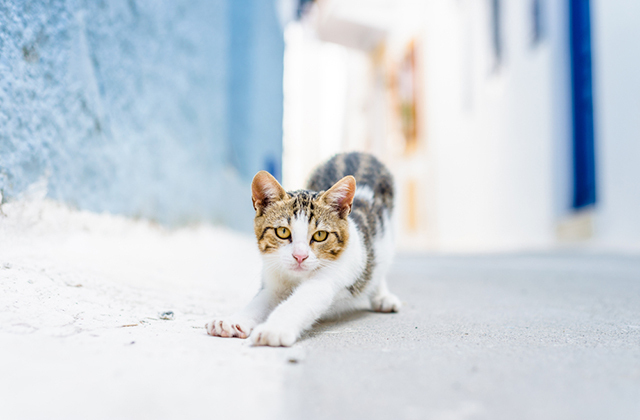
[
  {"x1": 312, "y1": 230, "x2": 328, "y2": 242},
  {"x1": 275, "y1": 227, "x2": 291, "y2": 239}
]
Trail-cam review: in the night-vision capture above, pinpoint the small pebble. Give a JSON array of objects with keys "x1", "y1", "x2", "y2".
[
  {"x1": 159, "y1": 311, "x2": 174, "y2": 320},
  {"x1": 288, "y1": 358, "x2": 299, "y2": 364},
  {"x1": 3, "y1": 263, "x2": 12, "y2": 269}
]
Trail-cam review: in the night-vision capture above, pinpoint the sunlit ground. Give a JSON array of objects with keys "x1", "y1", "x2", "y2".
[{"x1": 1, "y1": 197, "x2": 639, "y2": 420}]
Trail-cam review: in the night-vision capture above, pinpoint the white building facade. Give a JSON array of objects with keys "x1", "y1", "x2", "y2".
[{"x1": 283, "y1": 0, "x2": 640, "y2": 252}]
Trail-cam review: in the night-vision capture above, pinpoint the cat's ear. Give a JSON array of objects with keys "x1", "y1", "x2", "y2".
[
  {"x1": 251, "y1": 171, "x2": 287, "y2": 215},
  {"x1": 322, "y1": 176, "x2": 356, "y2": 218}
]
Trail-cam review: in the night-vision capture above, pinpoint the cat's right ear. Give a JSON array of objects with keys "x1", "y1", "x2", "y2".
[{"x1": 251, "y1": 171, "x2": 287, "y2": 215}]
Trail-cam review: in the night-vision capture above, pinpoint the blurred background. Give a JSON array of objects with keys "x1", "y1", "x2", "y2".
[{"x1": 1, "y1": 0, "x2": 639, "y2": 253}]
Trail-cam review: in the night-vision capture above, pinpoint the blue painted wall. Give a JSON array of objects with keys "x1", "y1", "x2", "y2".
[{"x1": 0, "y1": 0, "x2": 284, "y2": 230}]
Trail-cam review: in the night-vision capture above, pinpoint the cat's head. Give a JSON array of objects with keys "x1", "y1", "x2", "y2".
[{"x1": 251, "y1": 171, "x2": 356, "y2": 276}]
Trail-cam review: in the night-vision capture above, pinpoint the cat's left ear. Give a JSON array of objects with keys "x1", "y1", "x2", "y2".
[{"x1": 322, "y1": 176, "x2": 356, "y2": 218}]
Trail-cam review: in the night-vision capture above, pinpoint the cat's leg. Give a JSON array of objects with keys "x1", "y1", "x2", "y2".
[
  {"x1": 250, "y1": 279, "x2": 336, "y2": 347},
  {"x1": 370, "y1": 220, "x2": 401, "y2": 313},
  {"x1": 206, "y1": 287, "x2": 277, "y2": 339},
  {"x1": 370, "y1": 278, "x2": 402, "y2": 313}
]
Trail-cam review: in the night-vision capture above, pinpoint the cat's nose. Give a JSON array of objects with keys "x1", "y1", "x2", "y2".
[{"x1": 293, "y1": 253, "x2": 308, "y2": 264}]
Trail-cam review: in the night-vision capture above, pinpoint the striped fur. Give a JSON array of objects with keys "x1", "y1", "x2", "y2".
[{"x1": 308, "y1": 152, "x2": 394, "y2": 295}]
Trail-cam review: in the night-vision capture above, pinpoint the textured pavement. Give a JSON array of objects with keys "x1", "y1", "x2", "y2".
[
  {"x1": 3, "y1": 202, "x2": 639, "y2": 420},
  {"x1": 280, "y1": 253, "x2": 640, "y2": 420}
]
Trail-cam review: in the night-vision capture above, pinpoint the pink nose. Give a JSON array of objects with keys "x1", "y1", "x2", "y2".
[{"x1": 293, "y1": 253, "x2": 308, "y2": 264}]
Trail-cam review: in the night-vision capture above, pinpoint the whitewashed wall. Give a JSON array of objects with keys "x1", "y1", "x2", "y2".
[
  {"x1": 422, "y1": 0, "x2": 560, "y2": 251},
  {"x1": 592, "y1": 0, "x2": 640, "y2": 250}
]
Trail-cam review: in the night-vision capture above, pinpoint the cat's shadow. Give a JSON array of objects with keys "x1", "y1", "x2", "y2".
[{"x1": 297, "y1": 310, "x2": 376, "y2": 344}]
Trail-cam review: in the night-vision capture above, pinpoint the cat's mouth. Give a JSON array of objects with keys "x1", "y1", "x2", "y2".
[{"x1": 290, "y1": 261, "x2": 316, "y2": 273}]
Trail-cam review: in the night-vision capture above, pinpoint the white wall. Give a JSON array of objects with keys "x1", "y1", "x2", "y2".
[
  {"x1": 592, "y1": 0, "x2": 640, "y2": 249},
  {"x1": 422, "y1": 0, "x2": 558, "y2": 251},
  {"x1": 282, "y1": 23, "x2": 355, "y2": 190}
]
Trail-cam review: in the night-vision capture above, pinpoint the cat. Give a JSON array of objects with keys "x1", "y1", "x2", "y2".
[{"x1": 206, "y1": 152, "x2": 401, "y2": 347}]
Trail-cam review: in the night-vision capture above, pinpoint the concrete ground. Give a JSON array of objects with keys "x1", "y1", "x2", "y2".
[
  {"x1": 284, "y1": 253, "x2": 640, "y2": 420},
  {"x1": 1, "y1": 201, "x2": 639, "y2": 419}
]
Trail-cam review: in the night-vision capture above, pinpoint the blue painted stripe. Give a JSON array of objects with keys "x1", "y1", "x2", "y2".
[{"x1": 570, "y1": 0, "x2": 597, "y2": 209}]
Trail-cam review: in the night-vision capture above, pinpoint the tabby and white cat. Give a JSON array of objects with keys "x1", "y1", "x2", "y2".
[{"x1": 206, "y1": 152, "x2": 401, "y2": 347}]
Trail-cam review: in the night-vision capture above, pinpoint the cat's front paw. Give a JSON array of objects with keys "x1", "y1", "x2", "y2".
[
  {"x1": 371, "y1": 293, "x2": 402, "y2": 313},
  {"x1": 206, "y1": 318, "x2": 256, "y2": 339},
  {"x1": 250, "y1": 323, "x2": 297, "y2": 347}
]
